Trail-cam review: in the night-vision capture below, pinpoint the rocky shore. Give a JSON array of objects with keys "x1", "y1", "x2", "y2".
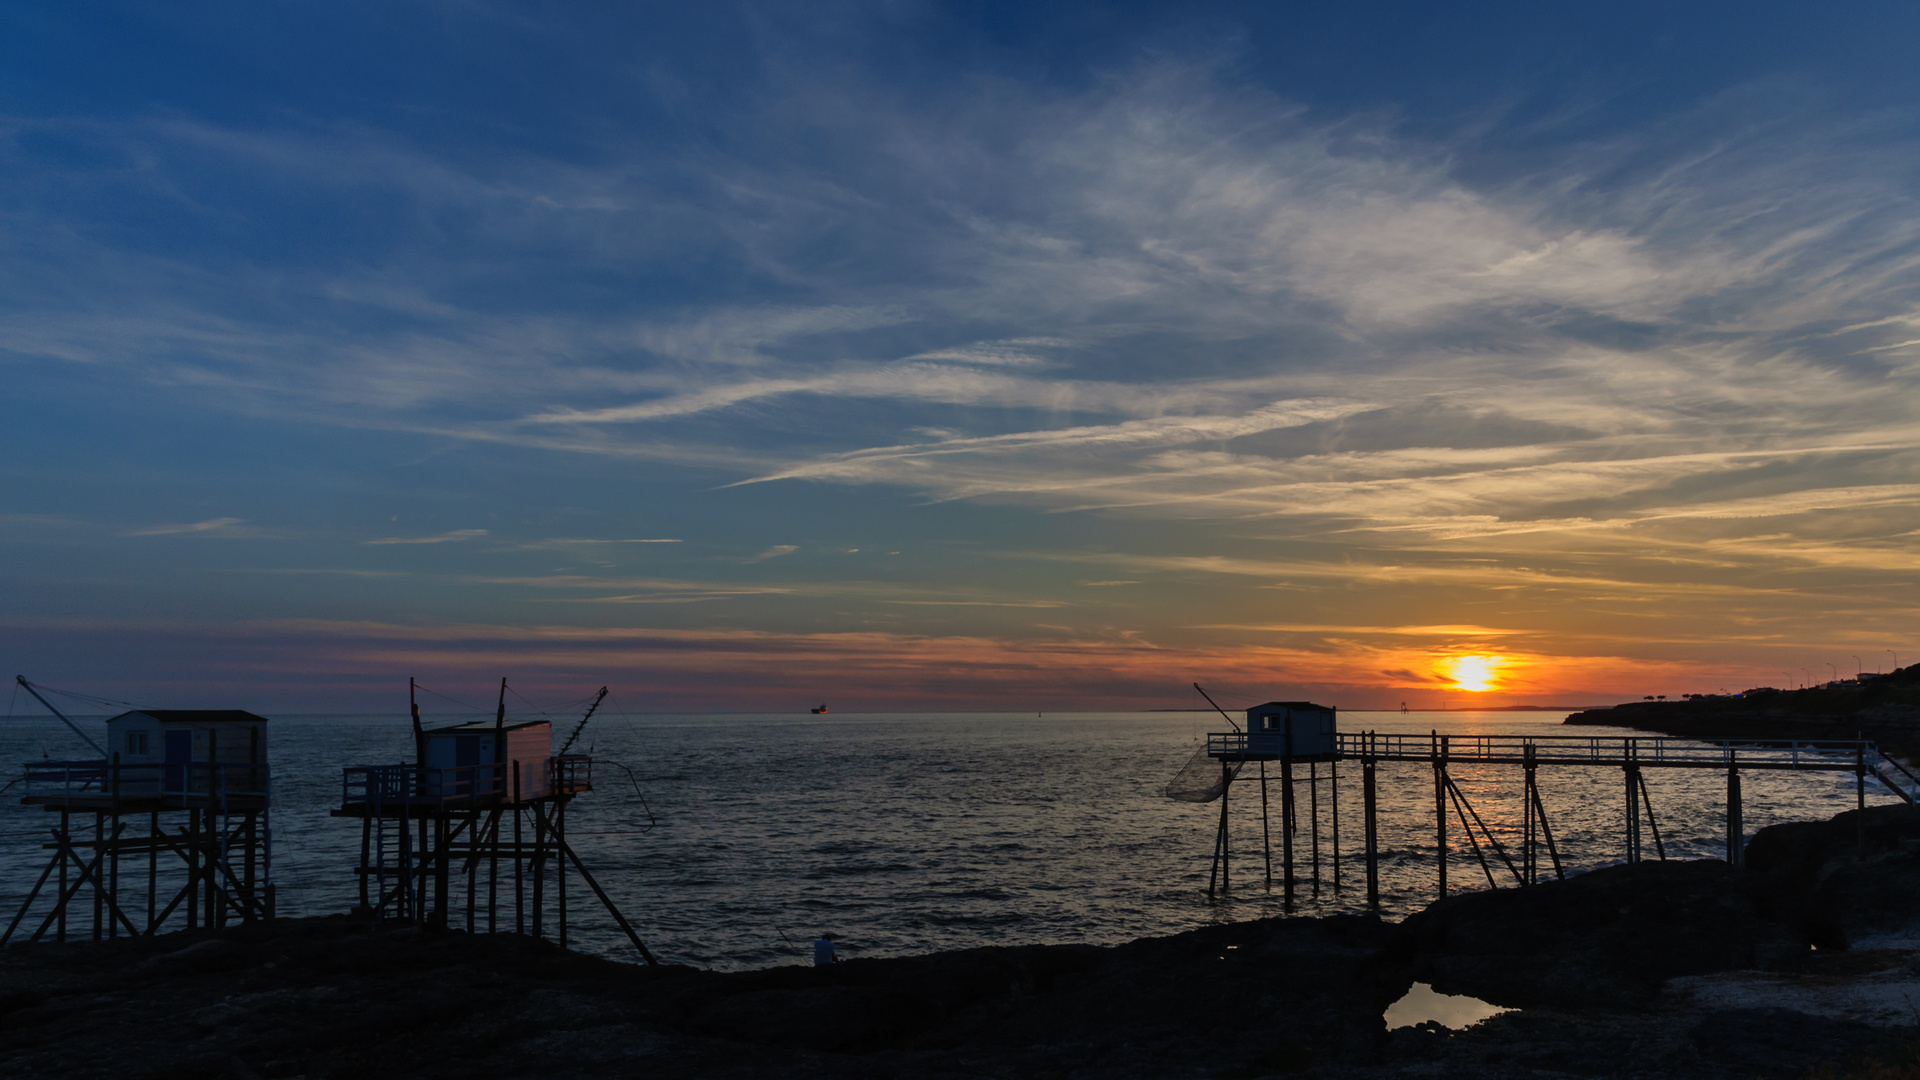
[{"x1": 9, "y1": 807, "x2": 1920, "y2": 1079}]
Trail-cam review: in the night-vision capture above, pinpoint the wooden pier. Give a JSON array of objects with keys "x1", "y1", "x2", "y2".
[{"x1": 1193, "y1": 715, "x2": 1920, "y2": 909}]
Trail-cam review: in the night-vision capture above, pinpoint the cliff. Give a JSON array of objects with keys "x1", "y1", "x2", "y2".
[{"x1": 1563, "y1": 665, "x2": 1920, "y2": 754}]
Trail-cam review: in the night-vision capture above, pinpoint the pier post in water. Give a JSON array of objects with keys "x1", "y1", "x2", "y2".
[
  {"x1": 1280, "y1": 754, "x2": 1295, "y2": 912},
  {"x1": 1624, "y1": 739, "x2": 1642, "y2": 865},
  {"x1": 1432, "y1": 732, "x2": 1448, "y2": 901},
  {"x1": 1309, "y1": 762, "x2": 1321, "y2": 897},
  {"x1": 1260, "y1": 761, "x2": 1272, "y2": 891},
  {"x1": 1726, "y1": 761, "x2": 1744, "y2": 869},
  {"x1": 1207, "y1": 759, "x2": 1230, "y2": 898},
  {"x1": 1362, "y1": 735, "x2": 1379, "y2": 907},
  {"x1": 1330, "y1": 760, "x2": 1340, "y2": 890}
]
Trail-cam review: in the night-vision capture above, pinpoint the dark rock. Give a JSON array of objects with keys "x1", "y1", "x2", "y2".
[
  {"x1": 1747, "y1": 804, "x2": 1920, "y2": 945},
  {"x1": 1688, "y1": 1007, "x2": 1890, "y2": 1075},
  {"x1": 1399, "y1": 860, "x2": 1803, "y2": 1009},
  {"x1": 0, "y1": 914, "x2": 1407, "y2": 1079}
]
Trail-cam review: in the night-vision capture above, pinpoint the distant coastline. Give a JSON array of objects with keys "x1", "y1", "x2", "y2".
[
  {"x1": 1563, "y1": 665, "x2": 1920, "y2": 754},
  {"x1": 1147, "y1": 704, "x2": 1606, "y2": 713}
]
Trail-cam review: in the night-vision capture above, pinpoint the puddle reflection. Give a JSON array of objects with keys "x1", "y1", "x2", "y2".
[{"x1": 1384, "y1": 982, "x2": 1513, "y2": 1030}]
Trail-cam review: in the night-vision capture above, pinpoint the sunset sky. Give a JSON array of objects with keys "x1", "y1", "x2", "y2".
[{"x1": 4, "y1": 3, "x2": 1919, "y2": 712}]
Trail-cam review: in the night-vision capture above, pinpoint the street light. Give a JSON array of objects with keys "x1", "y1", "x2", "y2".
[
  {"x1": 1892, "y1": 650, "x2": 1901, "y2": 673},
  {"x1": 1854, "y1": 655, "x2": 1863, "y2": 677},
  {"x1": 1828, "y1": 663, "x2": 1838, "y2": 684},
  {"x1": 1803, "y1": 668, "x2": 1813, "y2": 689}
]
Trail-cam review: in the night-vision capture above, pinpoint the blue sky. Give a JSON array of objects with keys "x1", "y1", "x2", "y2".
[{"x1": 5, "y1": 2, "x2": 1920, "y2": 711}]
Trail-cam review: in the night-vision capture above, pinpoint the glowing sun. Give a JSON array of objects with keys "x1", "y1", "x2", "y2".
[{"x1": 1441, "y1": 654, "x2": 1505, "y2": 693}]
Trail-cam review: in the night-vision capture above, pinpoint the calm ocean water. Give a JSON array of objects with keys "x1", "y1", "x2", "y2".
[{"x1": 0, "y1": 710, "x2": 1895, "y2": 969}]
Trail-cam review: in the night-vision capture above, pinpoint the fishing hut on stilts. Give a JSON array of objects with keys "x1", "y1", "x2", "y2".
[
  {"x1": 5, "y1": 677, "x2": 274, "y2": 946},
  {"x1": 1168, "y1": 683, "x2": 1920, "y2": 908},
  {"x1": 333, "y1": 679, "x2": 657, "y2": 965},
  {"x1": 1167, "y1": 689, "x2": 1340, "y2": 912}
]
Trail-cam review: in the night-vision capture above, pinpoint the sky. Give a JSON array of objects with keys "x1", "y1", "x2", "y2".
[{"x1": 4, "y1": 1, "x2": 1920, "y2": 713}]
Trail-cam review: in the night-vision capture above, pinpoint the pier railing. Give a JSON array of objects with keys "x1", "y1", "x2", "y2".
[
  {"x1": 340, "y1": 762, "x2": 505, "y2": 810},
  {"x1": 1203, "y1": 729, "x2": 1920, "y2": 803},
  {"x1": 20, "y1": 758, "x2": 272, "y2": 806},
  {"x1": 1209, "y1": 730, "x2": 1876, "y2": 770},
  {"x1": 1337, "y1": 732, "x2": 1876, "y2": 771},
  {"x1": 551, "y1": 754, "x2": 592, "y2": 794},
  {"x1": 340, "y1": 756, "x2": 596, "y2": 810}
]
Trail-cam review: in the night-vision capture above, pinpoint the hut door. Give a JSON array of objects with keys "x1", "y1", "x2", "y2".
[
  {"x1": 455, "y1": 735, "x2": 481, "y2": 767},
  {"x1": 164, "y1": 730, "x2": 191, "y2": 792}
]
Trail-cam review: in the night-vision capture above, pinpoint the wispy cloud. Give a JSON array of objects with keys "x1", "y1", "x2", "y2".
[
  {"x1": 7, "y1": 46, "x2": 1920, "y2": 706},
  {"x1": 510, "y1": 537, "x2": 682, "y2": 550},
  {"x1": 126, "y1": 517, "x2": 246, "y2": 537},
  {"x1": 366, "y1": 529, "x2": 488, "y2": 545}
]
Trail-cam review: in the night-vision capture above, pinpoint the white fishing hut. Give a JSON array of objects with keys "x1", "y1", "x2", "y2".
[
  {"x1": 1244, "y1": 701, "x2": 1337, "y2": 760},
  {"x1": 104, "y1": 709, "x2": 270, "y2": 795},
  {"x1": 420, "y1": 718, "x2": 554, "y2": 800}
]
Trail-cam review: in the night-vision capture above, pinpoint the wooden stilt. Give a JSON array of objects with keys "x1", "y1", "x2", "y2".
[
  {"x1": 1330, "y1": 761, "x2": 1340, "y2": 891},
  {"x1": 1362, "y1": 742, "x2": 1379, "y2": 907},
  {"x1": 1858, "y1": 746, "x2": 1868, "y2": 857},
  {"x1": 148, "y1": 810, "x2": 159, "y2": 932},
  {"x1": 108, "y1": 756, "x2": 120, "y2": 940},
  {"x1": 1523, "y1": 744, "x2": 1535, "y2": 884},
  {"x1": 505, "y1": 762, "x2": 517, "y2": 933},
  {"x1": 532, "y1": 801, "x2": 547, "y2": 937},
  {"x1": 1727, "y1": 764, "x2": 1744, "y2": 869},
  {"x1": 1637, "y1": 773, "x2": 1666, "y2": 860},
  {"x1": 1433, "y1": 733, "x2": 1448, "y2": 901},
  {"x1": 557, "y1": 839, "x2": 657, "y2": 965},
  {"x1": 1309, "y1": 762, "x2": 1321, "y2": 898},
  {"x1": 1259, "y1": 761, "x2": 1272, "y2": 890},
  {"x1": 93, "y1": 812, "x2": 105, "y2": 940},
  {"x1": 183, "y1": 808, "x2": 195, "y2": 933},
  {"x1": 1625, "y1": 760, "x2": 1641, "y2": 864},
  {"x1": 1279, "y1": 756, "x2": 1295, "y2": 913}
]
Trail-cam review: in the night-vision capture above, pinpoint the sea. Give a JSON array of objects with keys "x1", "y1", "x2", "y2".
[{"x1": 0, "y1": 710, "x2": 1896, "y2": 970}]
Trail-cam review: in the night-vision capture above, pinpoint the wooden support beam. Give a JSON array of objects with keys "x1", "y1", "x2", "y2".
[{"x1": 557, "y1": 839, "x2": 657, "y2": 965}]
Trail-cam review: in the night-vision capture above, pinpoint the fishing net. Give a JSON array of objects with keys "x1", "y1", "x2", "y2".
[{"x1": 1163, "y1": 745, "x2": 1242, "y2": 802}]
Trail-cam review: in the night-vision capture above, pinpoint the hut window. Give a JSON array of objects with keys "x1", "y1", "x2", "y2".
[{"x1": 127, "y1": 732, "x2": 148, "y2": 754}]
